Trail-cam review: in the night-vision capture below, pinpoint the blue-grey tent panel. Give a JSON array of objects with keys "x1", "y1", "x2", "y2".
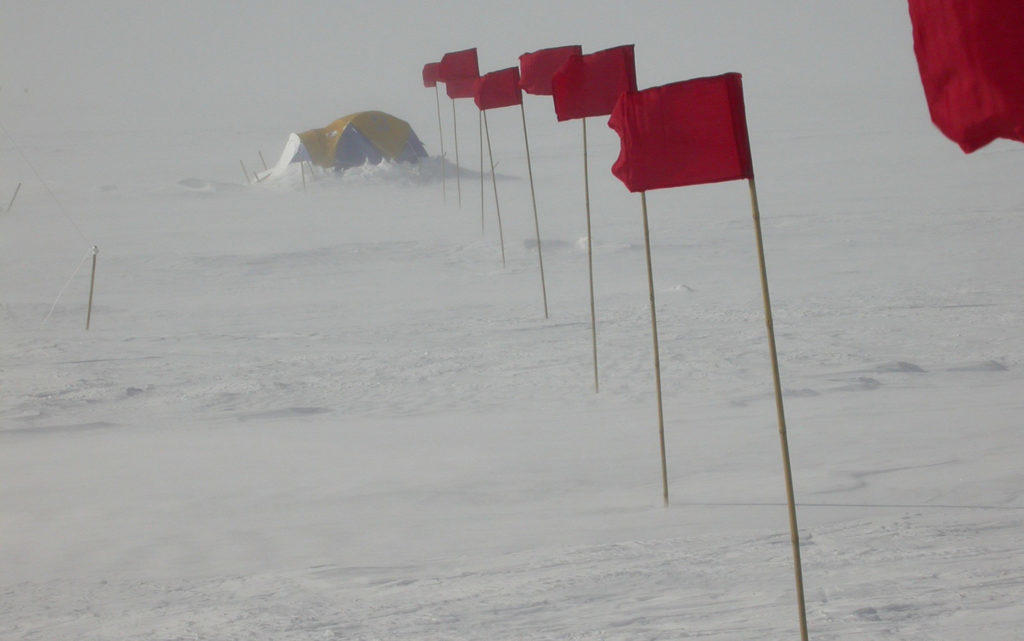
[{"x1": 334, "y1": 126, "x2": 384, "y2": 169}]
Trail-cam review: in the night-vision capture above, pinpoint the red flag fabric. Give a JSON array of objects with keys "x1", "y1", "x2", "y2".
[
  {"x1": 474, "y1": 67, "x2": 523, "y2": 110},
  {"x1": 438, "y1": 48, "x2": 480, "y2": 83},
  {"x1": 445, "y1": 76, "x2": 477, "y2": 100},
  {"x1": 422, "y1": 62, "x2": 440, "y2": 88},
  {"x1": 551, "y1": 45, "x2": 637, "y2": 121},
  {"x1": 608, "y1": 73, "x2": 753, "y2": 193},
  {"x1": 518, "y1": 45, "x2": 583, "y2": 96},
  {"x1": 909, "y1": 0, "x2": 1024, "y2": 153}
]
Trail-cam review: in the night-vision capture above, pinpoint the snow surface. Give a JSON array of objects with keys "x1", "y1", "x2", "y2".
[{"x1": 2, "y1": 2, "x2": 1023, "y2": 639}]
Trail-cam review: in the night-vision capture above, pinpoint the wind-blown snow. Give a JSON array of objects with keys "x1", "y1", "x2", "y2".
[{"x1": 2, "y1": 2, "x2": 1023, "y2": 640}]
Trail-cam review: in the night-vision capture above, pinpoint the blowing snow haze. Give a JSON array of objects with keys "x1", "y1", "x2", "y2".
[{"x1": 2, "y1": 2, "x2": 1022, "y2": 640}]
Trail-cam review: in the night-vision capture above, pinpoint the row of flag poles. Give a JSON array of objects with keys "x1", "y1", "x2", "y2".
[{"x1": 423, "y1": 46, "x2": 808, "y2": 641}]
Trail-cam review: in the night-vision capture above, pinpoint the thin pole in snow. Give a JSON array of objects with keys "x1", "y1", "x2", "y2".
[
  {"x1": 259, "y1": 150, "x2": 268, "y2": 171},
  {"x1": 479, "y1": 109, "x2": 485, "y2": 234},
  {"x1": 583, "y1": 118, "x2": 598, "y2": 392},
  {"x1": 640, "y1": 192, "x2": 668, "y2": 507},
  {"x1": 5, "y1": 182, "x2": 21, "y2": 212},
  {"x1": 435, "y1": 85, "x2": 447, "y2": 202},
  {"x1": 85, "y1": 245, "x2": 98, "y2": 330},
  {"x1": 521, "y1": 101, "x2": 548, "y2": 319},
  {"x1": 452, "y1": 98, "x2": 462, "y2": 208},
  {"x1": 747, "y1": 175, "x2": 809, "y2": 641},
  {"x1": 483, "y1": 110, "x2": 505, "y2": 267},
  {"x1": 240, "y1": 160, "x2": 251, "y2": 184}
]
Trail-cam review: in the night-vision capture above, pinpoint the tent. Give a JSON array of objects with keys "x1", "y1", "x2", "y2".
[{"x1": 263, "y1": 111, "x2": 427, "y2": 178}]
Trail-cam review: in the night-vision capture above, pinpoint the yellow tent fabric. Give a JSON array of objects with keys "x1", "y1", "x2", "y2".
[{"x1": 297, "y1": 111, "x2": 418, "y2": 168}]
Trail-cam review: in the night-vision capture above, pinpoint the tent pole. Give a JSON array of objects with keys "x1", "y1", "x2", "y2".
[
  {"x1": 85, "y1": 245, "x2": 98, "y2": 330},
  {"x1": 6, "y1": 182, "x2": 21, "y2": 212},
  {"x1": 240, "y1": 160, "x2": 251, "y2": 184},
  {"x1": 521, "y1": 101, "x2": 548, "y2": 318},
  {"x1": 300, "y1": 161, "x2": 307, "y2": 192},
  {"x1": 258, "y1": 150, "x2": 268, "y2": 171},
  {"x1": 748, "y1": 176, "x2": 809, "y2": 641},
  {"x1": 483, "y1": 110, "x2": 505, "y2": 267},
  {"x1": 479, "y1": 109, "x2": 485, "y2": 234},
  {"x1": 640, "y1": 192, "x2": 669, "y2": 507},
  {"x1": 452, "y1": 98, "x2": 462, "y2": 208},
  {"x1": 583, "y1": 118, "x2": 598, "y2": 392},
  {"x1": 435, "y1": 85, "x2": 446, "y2": 202}
]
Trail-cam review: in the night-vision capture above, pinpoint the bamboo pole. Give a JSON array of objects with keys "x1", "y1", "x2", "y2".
[
  {"x1": 640, "y1": 193, "x2": 669, "y2": 506},
  {"x1": 85, "y1": 245, "x2": 98, "y2": 330},
  {"x1": 747, "y1": 176, "x2": 809, "y2": 641},
  {"x1": 258, "y1": 150, "x2": 268, "y2": 171},
  {"x1": 583, "y1": 118, "x2": 599, "y2": 392},
  {"x1": 479, "y1": 109, "x2": 485, "y2": 234},
  {"x1": 435, "y1": 85, "x2": 446, "y2": 202},
  {"x1": 6, "y1": 182, "x2": 21, "y2": 212},
  {"x1": 521, "y1": 101, "x2": 548, "y2": 318},
  {"x1": 240, "y1": 160, "x2": 251, "y2": 184},
  {"x1": 452, "y1": 98, "x2": 462, "y2": 208},
  {"x1": 483, "y1": 110, "x2": 506, "y2": 267}
]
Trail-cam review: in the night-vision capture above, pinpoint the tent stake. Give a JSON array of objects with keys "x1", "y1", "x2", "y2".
[
  {"x1": 240, "y1": 160, "x2": 251, "y2": 184},
  {"x1": 300, "y1": 161, "x2": 307, "y2": 192},
  {"x1": 640, "y1": 193, "x2": 669, "y2": 506},
  {"x1": 258, "y1": 150, "x2": 268, "y2": 171},
  {"x1": 435, "y1": 85, "x2": 446, "y2": 202},
  {"x1": 85, "y1": 245, "x2": 98, "y2": 330},
  {"x1": 483, "y1": 110, "x2": 505, "y2": 267},
  {"x1": 583, "y1": 118, "x2": 598, "y2": 392},
  {"x1": 747, "y1": 176, "x2": 809, "y2": 641},
  {"x1": 521, "y1": 101, "x2": 548, "y2": 318}
]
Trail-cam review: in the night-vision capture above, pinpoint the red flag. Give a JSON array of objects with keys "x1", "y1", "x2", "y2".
[
  {"x1": 422, "y1": 62, "x2": 440, "y2": 88},
  {"x1": 474, "y1": 67, "x2": 523, "y2": 111},
  {"x1": 438, "y1": 48, "x2": 480, "y2": 82},
  {"x1": 518, "y1": 45, "x2": 583, "y2": 96},
  {"x1": 608, "y1": 73, "x2": 753, "y2": 193},
  {"x1": 551, "y1": 45, "x2": 637, "y2": 121},
  {"x1": 445, "y1": 76, "x2": 477, "y2": 100},
  {"x1": 909, "y1": 0, "x2": 1024, "y2": 153}
]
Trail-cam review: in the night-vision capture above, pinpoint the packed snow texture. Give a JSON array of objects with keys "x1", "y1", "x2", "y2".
[{"x1": 2, "y1": 2, "x2": 1023, "y2": 639}]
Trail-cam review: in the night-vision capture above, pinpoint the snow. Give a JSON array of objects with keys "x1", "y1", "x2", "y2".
[{"x1": 2, "y1": 1, "x2": 1023, "y2": 639}]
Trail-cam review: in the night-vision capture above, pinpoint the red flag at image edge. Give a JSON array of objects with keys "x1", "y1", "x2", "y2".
[
  {"x1": 438, "y1": 48, "x2": 480, "y2": 82},
  {"x1": 519, "y1": 45, "x2": 583, "y2": 96},
  {"x1": 909, "y1": 0, "x2": 1024, "y2": 153},
  {"x1": 608, "y1": 73, "x2": 753, "y2": 193},
  {"x1": 422, "y1": 62, "x2": 441, "y2": 88},
  {"x1": 551, "y1": 45, "x2": 637, "y2": 121},
  {"x1": 475, "y1": 67, "x2": 523, "y2": 111},
  {"x1": 446, "y1": 76, "x2": 477, "y2": 100}
]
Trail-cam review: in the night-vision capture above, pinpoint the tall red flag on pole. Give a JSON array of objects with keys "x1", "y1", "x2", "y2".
[
  {"x1": 909, "y1": 0, "x2": 1024, "y2": 152},
  {"x1": 438, "y1": 48, "x2": 479, "y2": 82},
  {"x1": 551, "y1": 45, "x2": 637, "y2": 121},
  {"x1": 474, "y1": 67, "x2": 523, "y2": 110},
  {"x1": 422, "y1": 62, "x2": 440, "y2": 88},
  {"x1": 608, "y1": 71, "x2": 810, "y2": 641},
  {"x1": 608, "y1": 73, "x2": 753, "y2": 192},
  {"x1": 437, "y1": 48, "x2": 479, "y2": 208},
  {"x1": 519, "y1": 45, "x2": 583, "y2": 96}
]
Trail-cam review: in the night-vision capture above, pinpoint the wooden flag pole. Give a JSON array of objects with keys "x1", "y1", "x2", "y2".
[
  {"x1": 640, "y1": 192, "x2": 669, "y2": 507},
  {"x1": 483, "y1": 110, "x2": 506, "y2": 267},
  {"x1": 583, "y1": 118, "x2": 599, "y2": 392},
  {"x1": 435, "y1": 85, "x2": 446, "y2": 202},
  {"x1": 451, "y1": 98, "x2": 462, "y2": 208},
  {"x1": 85, "y1": 245, "x2": 98, "y2": 330},
  {"x1": 747, "y1": 176, "x2": 809, "y2": 641},
  {"x1": 521, "y1": 101, "x2": 549, "y2": 318},
  {"x1": 479, "y1": 109, "x2": 485, "y2": 234},
  {"x1": 6, "y1": 182, "x2": 21, "y2": 212}
]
